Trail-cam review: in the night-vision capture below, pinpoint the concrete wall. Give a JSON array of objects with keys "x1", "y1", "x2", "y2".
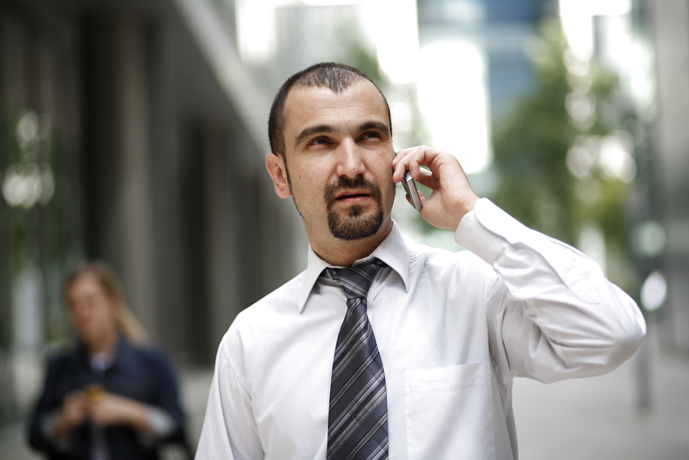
[
  {"x1": 649, "y1": 0, "x2": 689, "y2": 352},
  {"x1": 0, "y1": 0, "x2": 306, "y2": 426}
]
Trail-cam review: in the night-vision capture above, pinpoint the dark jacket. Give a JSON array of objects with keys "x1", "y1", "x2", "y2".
[{"x1": 27, "y1": 337, "x2": 188, "y2": 460}]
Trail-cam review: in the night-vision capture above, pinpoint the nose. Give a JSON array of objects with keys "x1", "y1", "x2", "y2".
[
  {"x1": 70, "y1": 302, "x2": 90, "y2": 322},
  {"x1": 335, "y1": 140, "x2": 366, "y2": 178}
]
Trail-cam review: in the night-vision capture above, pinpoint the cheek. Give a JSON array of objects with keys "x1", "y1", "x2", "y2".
[
  {"x1": 68, "y1": 312, "x2": 81, "y2": 327},
  {"x1": 377, "y1": 171, "x2": 397, "y2": 210},
  {"x1": 371, "y1": 162, "x2": 395, "y2": 189},
  {"x1": 383, "y1": 180, "x2": 396, "y2": 207},
  {"x1": 69, "y1": 305, "x2": 87, "y2": 322},
  {"x1": 291, "y1": 161, "x2": 332, "y2": 194}
]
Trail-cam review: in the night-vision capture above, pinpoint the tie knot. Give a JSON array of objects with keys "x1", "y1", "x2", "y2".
[{"x1": 323, "y1": 259, "x2": 386, "y2": 300}]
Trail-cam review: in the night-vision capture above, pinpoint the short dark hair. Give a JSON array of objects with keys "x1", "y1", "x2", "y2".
[{"x1": 268, "y1": 62, "x2": 392, "y2": 157}]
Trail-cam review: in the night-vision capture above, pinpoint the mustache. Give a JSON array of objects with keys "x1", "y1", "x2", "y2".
[{"x1": 324, "y1": 176, "x2": 382, "y2": 208}]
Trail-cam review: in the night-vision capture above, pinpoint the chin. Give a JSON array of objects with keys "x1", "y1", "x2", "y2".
[{"x1": 328, "y1": 208, "x2": 385, "y2": 241}]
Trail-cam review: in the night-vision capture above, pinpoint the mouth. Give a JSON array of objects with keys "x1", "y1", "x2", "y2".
[
  {"x1": 335, "y1": 189, "x2": 372, "y2": 202},
  {"x1": 324, "y1": 176, "x2": 383, "y2": 212}
]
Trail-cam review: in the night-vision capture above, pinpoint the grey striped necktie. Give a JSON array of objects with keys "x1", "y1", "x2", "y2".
[{"x1": 323, "y1": 260, "x2": 388, "y2": 460}]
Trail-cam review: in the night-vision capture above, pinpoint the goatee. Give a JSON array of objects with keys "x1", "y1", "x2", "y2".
[{"x1": 324, "y1": 176, "x2": 384, "y2": 240}]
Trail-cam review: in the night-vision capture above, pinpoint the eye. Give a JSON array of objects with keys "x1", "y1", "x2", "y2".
[
  {"x1": 309, "y1": 137, "x2": 330, "y2": 146},
  {"x1": 360, "y1": 131, "x2": 382, "y2": 141}
]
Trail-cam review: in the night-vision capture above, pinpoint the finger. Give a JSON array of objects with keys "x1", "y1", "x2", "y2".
[
  {"x1": 412, "y1": 146, "x2": 443, "y2": 169},
  {"x1": 392, "y1": 145, "x2": 420, "y2": 166},
  {"x1": 70, "y1": 409, "x2": 88, "y2": 425},
  {"x1": 65, "y1": 398, "x2": 86, "y2": 413},
  {"x1": 66, "y1": 391, "x2": 86, "y2": 402},
  {"x1": 403, "y1": 147, "x2": 438, "y2": 176},
  {"x1": 392, "y1": 161, "x2": 407, "y2": 183},
  {"x1": 409, "y1": 157, "x2": 425, "y2": 180},
  {"x1": 392, "y1": 150, "x2": 410, "y2": 182},
  {"x1": 392, "y1": 146, "x2": 422, "y2": 168},
  {"x1": 89, "y1": 406, "x2": 109, "y2": 425},
  {"x1": 413, "y1": 169, "x2": 435, "y2": 189},
  {"x1": 90, "y1": 412, "x2": 106, "y2": 426},
  {"x1": 392, "y1": 146, "x2": 426, "y2": 182}
]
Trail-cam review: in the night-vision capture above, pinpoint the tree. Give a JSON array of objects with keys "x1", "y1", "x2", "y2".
[{"x1": 490, "y1": 18, "x2": 636, "y2": 291}]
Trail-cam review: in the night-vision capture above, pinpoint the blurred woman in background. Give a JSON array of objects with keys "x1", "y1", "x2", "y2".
[{"x1": 28, "y1": 261, "x2": 189, "y2": 460}]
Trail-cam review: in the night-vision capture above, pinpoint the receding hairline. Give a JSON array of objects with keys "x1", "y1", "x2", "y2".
[
  {"x1": 268, "y1": 62, "x2": 392, "y2": 157},
  {"x1": 290, "y1": 67, "x2": 370, "y2": 93},
  {"x1": 281, "y1": 79, "x2": 391, "y2": 146}
]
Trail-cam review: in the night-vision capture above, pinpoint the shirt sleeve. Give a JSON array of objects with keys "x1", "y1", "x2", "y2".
[
  {"x1": 196, "y1": 326, "x2": 264, "y2": 460},
  {"x1": 138, "y1": 346, "x2": 187, "y2": 448},
  {"x1": 137, "y1": 406, "x2": 177, "y2": 448},
  {"x1": 27, "y1": 354, "x2": 78, "y2": 456},
  {"x1": 455, "y1": 198, "x2": 646, "y2": 384},
  {"x1": 35, "y1": 410, "x2": 77, "y2": 453}
]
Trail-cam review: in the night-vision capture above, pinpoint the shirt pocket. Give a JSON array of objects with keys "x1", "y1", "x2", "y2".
[{"x1": 403, "y1": 361, "x2": 495, "y2": 460}]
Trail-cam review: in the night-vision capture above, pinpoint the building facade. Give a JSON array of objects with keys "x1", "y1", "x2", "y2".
[{"x1": 0, "y1": 0, "x2": 305, "y2": 427}]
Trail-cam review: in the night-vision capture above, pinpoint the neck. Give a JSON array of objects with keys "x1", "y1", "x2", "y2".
[
  {"x1": 310, "y1": 220, "x2": 392, "y2": 267},
  {"x1": 87, "y1": 329, "x2": 119, "y2": 356}
]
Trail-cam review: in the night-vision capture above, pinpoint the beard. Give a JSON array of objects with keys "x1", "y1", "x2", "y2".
[
  {"x1": 324, "y1": 175, "x2": 385, "y2": 241},
  {"x1": 283, "y1": 160, "x2": 386, "y2": 241}
]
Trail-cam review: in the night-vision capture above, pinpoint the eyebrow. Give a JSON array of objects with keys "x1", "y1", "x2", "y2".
[
  {"x1": 360, "y1": 121, "x2": 391, "y2": 137},
  {"x1": 294, "y1": 124, "x2": 334, "y2": 148},
  {"x1": 294, "y1": 120, "x2": 391, "y2": 148}
]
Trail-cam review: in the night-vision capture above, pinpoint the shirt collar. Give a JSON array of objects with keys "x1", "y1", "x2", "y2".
[
  {"x1": 297, "y1": 220, "x2": 410, "y2": 312},
  {"x1": 77, "y1": 335, "x2": 134, "y2": 367}
]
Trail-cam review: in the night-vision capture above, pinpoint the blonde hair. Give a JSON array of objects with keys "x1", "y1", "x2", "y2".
[{"x1": 64, "y1": 261, "x2": 148, "y2": 344}]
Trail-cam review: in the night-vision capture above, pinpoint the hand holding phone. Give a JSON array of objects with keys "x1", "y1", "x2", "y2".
[{"x1": 395, "y1": 152, "x2": 423, "y2": 212}]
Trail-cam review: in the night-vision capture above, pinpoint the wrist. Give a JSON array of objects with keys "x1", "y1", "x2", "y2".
[
  {"x1": 451, "y1": 194, "x2": 479, "y2": 230},
  {"x1": 123, "y1": 399, "x2": 151, "y2": 433},
  {"x1": 53, "y1": 411, "x2": 71, "y2": 439}
]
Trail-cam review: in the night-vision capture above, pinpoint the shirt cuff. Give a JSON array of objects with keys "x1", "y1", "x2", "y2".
[
  {"x1": 139, "y1": 406, "x2": 177, "y2": 447},
  {"x1": 454, "y1": 198, "x2": 532, "y2": 265},
  {"x1": 41, "y1": 412, "x2": 74, "y2": 452}
]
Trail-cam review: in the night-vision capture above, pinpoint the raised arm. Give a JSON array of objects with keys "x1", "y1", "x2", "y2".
[
  {"x1": 393, "y1": 146, "x2": 646, "y2": 382},
  {"x1": 458, "y1": 199, "x2": 646, "y2": 382}
]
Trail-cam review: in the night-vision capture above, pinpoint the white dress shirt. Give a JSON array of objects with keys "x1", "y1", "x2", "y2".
[{"x1": 196, "y1": 199, "x2": 645, "y2": 460}]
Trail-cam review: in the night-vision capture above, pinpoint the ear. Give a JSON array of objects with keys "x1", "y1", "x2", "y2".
[{"x1": 266, "y1": 153, "x2": 292, "y2": 199}]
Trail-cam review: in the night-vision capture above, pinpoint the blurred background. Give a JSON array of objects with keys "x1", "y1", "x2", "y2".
[{"x1": 1, "y1": 0, "x2": 687, "y2": 458}]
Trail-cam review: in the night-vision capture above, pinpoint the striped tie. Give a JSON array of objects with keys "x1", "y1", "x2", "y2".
[{"x1": 323, "y1": 260, "x2": 388, "y2": 460}]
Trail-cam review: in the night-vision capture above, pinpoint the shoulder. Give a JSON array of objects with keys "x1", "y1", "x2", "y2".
[
  {"x1": 407, "y1": 241, "x2": 494, "y2": 275},
  {"x1": 116, "y1": 339, "x2": 178, "y2": 379},
  {"x1": 43, "y1": 340, "x2": 81, "y2": 368},
  {"x1": 216, "y1": 271, "x2": 305, "y2": 354},
  {"x1": 124, "y1": 339, "x2": 172, "y2": 364},
  {"x1": 403, "y1": 241, "x2": 499, "y2": 297},
  {"x1": 235, "y1": 270, "x2": 305, "y2": 326},
  {"x1": 132, "y1": 342, "x2": 171, "y2": 361}
]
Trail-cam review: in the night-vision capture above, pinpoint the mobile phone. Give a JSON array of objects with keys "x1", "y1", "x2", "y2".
[{"x1": 395, "y1": 152, "x2": 423, "y2": 212}]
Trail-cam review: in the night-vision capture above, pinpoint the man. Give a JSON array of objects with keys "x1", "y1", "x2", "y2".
[{"x1": 196, "y1": 63, "x2": 645, "y2": 460}]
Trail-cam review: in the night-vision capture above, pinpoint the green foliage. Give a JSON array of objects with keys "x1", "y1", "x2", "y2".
[
  {"x1": 490, "y1": 18, "x2": 635, "y2": 290},
  {"x1": 334, "y1": 21, "x2": 384, "y2": 87},
  {"x1": 0, "y1": 109, "x2": 83, "y2": 346},
  {"x1": 492, "y1": 20, "x2": 573, "y2": 243}
]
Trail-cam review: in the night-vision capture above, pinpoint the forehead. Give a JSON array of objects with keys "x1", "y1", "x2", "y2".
[
  {"x1": 67, "y1": 273, "x2": 103, "y2": 297},
  {"x1": 282, "y1": 80, "x2": 389, "y2": 143}
]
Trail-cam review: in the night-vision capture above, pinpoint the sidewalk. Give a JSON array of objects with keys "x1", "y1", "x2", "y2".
[
  {"x1": 178, "y1": 366, "x2": 214, "y2": 455},
  {"x1": 513, "y1": 323, "x2": 689, "y2": 459}
]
